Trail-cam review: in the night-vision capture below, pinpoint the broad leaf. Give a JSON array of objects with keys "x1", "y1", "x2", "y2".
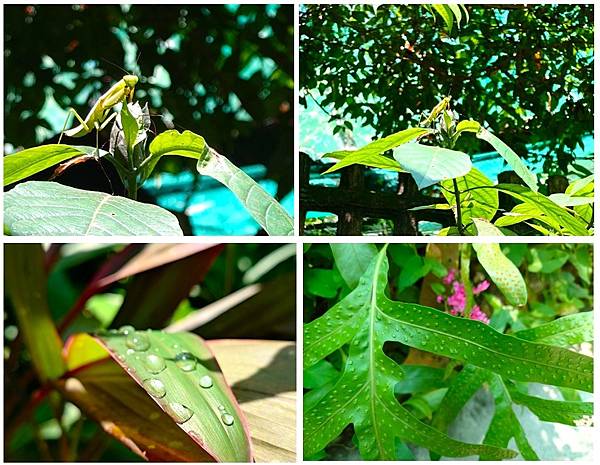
[
  {"x1": 393, "y1": 144, "x2": 471, "y2": 189},
  {"x1": 432, "y1": 4, "x2": 454, "y2": 32},
  {"x1": 304, "y1": 248, "x2": 592, "y2": 459},
  {"x1": 4, "y1": 181, "x2": 183, "y2": 236},
  {"x1": 196, "y1": 147, "x2": 294, "y2": 236},
  {"x1": 5, "y1": 244, "x2": 66, "y2": 381},
  {"x1": 148, "y1": 130, "x2": 293, "y2": 235},
  {"x1": 322, "y1": 127, "x2": 430, "y2": 174},
  {"x1": 513, "y1": 312, "x2": 593, "y2": 347},
  {"x1": 3, "y1": 144, "x2": 109, "y2": 186},
  {"x1": 61, "y1": 330, "x2": 253, "y2": 462},
  {"x1": 476, "y1": 128, "x2": 538, "y2": 192},
  {"x1": 471, "y1": 226, "x2": 528, "y2": 306},
  {"x1": 330, "y1": 243, "x2": 378, "y2": 288}
]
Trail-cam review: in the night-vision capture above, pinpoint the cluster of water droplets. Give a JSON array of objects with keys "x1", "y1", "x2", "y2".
[{"x1": 110, "y1": 326, "x2": 236, "y2": 428}]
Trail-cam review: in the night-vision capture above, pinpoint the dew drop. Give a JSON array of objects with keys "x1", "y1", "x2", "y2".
[
  {"x1": 199, "y1": 375, "x2": 213, "y2": 388},
  {"x1": 119, "y1": 325, "x2": 136, "y2": 335},
  {"x1": 175, "y1": 352, "x2": 196, "y2": 372},
  {"x1": 126, "y1": 348, "x2": 135, "y2": 355},
  {"x1": 165, "y1": 402, "x2": 193, "y2": 424},
  {"x1": 220, "y1": 413, "x2": 234, "y2": 426},
  {"x1": 143, "y1": 378, "x2": 166, "y2": 398},
  {"x1": 126, "y1": 332, "x2": 150, "y2": 351},
  {"x1": 218, "y1": 404, "x2": 226, "y2": 412},
  {"x1": 144, "y1": 354, "x2": 166, "y2": 374}
]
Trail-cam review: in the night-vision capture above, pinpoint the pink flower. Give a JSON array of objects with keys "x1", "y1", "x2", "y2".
[
  {"x1": 473, "y1": 280, "x2": 490, "y2": 295},
  {"x1": 443, "y1": 268, "x2": 456, "y2": 285},
  {"x1": 447, "y1": 281, "x2": 466, "y2": 314},
  {"x1": 469, "y1": 305, "x2": 489, "y2": 324},
  {"x1": 436, "y1": 294, "x2": 444, "y2": 303}
]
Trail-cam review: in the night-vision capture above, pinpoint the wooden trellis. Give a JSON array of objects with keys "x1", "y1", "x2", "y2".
[{"x1": 299, "y1": 153, "x2": 455, "y2": 235}]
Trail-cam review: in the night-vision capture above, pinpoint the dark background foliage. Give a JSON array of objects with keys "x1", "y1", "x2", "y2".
[
  {"x1": 300, "y1": 4, "x2": 593, "y2": 174},
  {"x1": 4, "y1": 4, "x2": 293, "y2": 195}
]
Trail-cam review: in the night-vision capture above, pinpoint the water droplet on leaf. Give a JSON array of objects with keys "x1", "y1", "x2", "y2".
[
  {"x1": 144, "y1": 354, "x2": 166, "y2": 374},
  {"x1": 199, "y1": 375, "x2": 213, "y2": 388},
  {"x1": 221, "y1": 413, "x2": 234, "y2": 426},
  {"x1": 126, "y1": 332, "x2": 150, "y2": 351},
  {"x1": 165, "y1": 402, "x2": 193, "y2": 424},
  {"x1": 175, "y1": 352, "x2": 196, "y2": 372},
  {"x1": 143, "y1": 378, "x2": 166, "y2": 398}
]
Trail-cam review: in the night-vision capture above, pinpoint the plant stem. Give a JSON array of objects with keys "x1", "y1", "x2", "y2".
[
  {"x1": 453, "y1": 178, "x2": 465, "y2": 235},
  {"x1": 126, "y1": 174, "x2": 137, "y2": 200}
]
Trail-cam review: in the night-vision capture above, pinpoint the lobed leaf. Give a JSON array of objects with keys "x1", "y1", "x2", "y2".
[
  {"x1": 330, "y1": 243, "x2": 378, "y2": 289},
  {"x1": 508, "y1": 387, "x2": 593, "y2": 427},
  {"x1": 4, "y1": 181, "x2": 183, "y2": 236},
  {"x1": 483, "y1": 374, "x2": 539, "y2": 460},
  {"x1": 513, "y1": 312, "x2": 593, "y2": 347}
]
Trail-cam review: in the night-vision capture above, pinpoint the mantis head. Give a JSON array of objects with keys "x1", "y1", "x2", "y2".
[{"x1": 124, "y1": 75, "x2": 139, "y2": 88}]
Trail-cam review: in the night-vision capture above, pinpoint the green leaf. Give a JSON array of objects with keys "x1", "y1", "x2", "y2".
[
  {"x1": 305, "y1": 249, "x2": 591, "y2": 391},
  {"x1": 441, "y1": 167, "x2": 498, "y2": 225},
  {"x1": 4, "y1": 181, "x2": 183, "y2": 236},
  {"x1": 322, "y1": 127, "x2": 430, "y2": 174},
  {"x1": 508, "y1": 386, "x2": 593, "y2": 427},
  {"x1": 97, "y1": 329, "x2": 253, "y2": 461},
  {"x1": 304, "y1": 248, "x2": 593, "y2": 459},
  {"x1": 513, "y1": 312, "x2": 593, "y2": 347},
  {"x1": 476, "y1": 128, "x2": 538, "y2": 192},
  {"x1": 432, "y1": 4, "x2": 454, "y2": 33},
  {"x1": 447, "y1": 4, "x2": 462, "y2": 28},
  {"x1": 393, "y1": 144, "x2": 472, "y2": 189},
  {"x1": 483, "y1": 374, "x2": 539, "y2": 460},
  {"x1": 453, "y1": 120, "x2": 481, "y2": 142},
  {"x1": 196, "y1": 147, "x2": 294, "y2": 236},
  {"x1": 330, "y1": 243, "x2": 378, "y2": 288},
  {"x1": 4, "y1": 144, "x2": 109, "y2": 186},
  {"x1": 5, "y1": 244, "x2": 66, "y2": 381},
  {"x1": 432, "y1": 365, "x2": 488, "y2": 432},
  {"x1": 494, "y1": 184, "x2": 590, "y2": 235},
  {"x1": 472, "y1": 226, "x2": 528, "y2": 306}
]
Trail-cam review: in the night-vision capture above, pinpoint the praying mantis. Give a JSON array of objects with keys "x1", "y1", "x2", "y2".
[{"x1": 58, "y1": 74, "x2": 139, "y2": 150}]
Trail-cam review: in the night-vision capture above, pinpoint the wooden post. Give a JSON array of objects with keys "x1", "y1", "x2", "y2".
[
  {"x1": 336, "y1": 164, "x2": 364, "y2": 235},
  {"x1": 393, "y1": 173, "x2": 419, "y2": 235}
]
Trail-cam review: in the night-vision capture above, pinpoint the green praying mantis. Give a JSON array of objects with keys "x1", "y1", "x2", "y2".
[{"x1": 58, "y1": 74, "x2": 139, "y2": 149}]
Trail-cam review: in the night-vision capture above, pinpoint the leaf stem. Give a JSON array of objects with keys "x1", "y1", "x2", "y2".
[{"x1": 453, "y1": 178, "x2": 465, "y2": 235}]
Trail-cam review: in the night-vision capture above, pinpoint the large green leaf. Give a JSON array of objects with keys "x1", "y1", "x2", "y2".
[
  {"x1": 4, "y1": 181, "x2": 183, "y2": 236},
  {"x1": 330, "y1": 243, "x2": 378, "y2": 288},
  {"x1": 393, "y1": 144, "x2": 472, "y2": 189},
  {"x1": 322, "y1": 127, "x2": 430, "y2": 174},
  {"x1": 476, "y1": 128, "x2": 538, "y2": 192},
  {"x1": 61, "y1": 330, "x2": 253, "y2": 462},
  {"x1": 197, "y1": 148, "x2": 294, "y2": 236},
  {"x1": 303, "y1": 248, "x2": 592, "y2": 459},
  {"x1": 472, "y1": 225, "x2": 528, "y2": 306},
  {"x1": 3, "y1": 144, "x2": 110, "y2": 186},
  {"x1": 513, "y1": 312, "x2": 593, "y2": 347},
  {"x1": 441, "y1": 167, "x2": 498, "y2": 226},
  {"x1": 148, "y1": 130, "x2": 293, "y2": 235},
  {"x1": 5, "y1": 244, "x2": 66, "y2": 381}
]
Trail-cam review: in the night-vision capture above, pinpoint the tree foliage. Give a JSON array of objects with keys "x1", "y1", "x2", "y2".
[{"x1": 300, "y1": 4, "x2": 593, "y2": 174}]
